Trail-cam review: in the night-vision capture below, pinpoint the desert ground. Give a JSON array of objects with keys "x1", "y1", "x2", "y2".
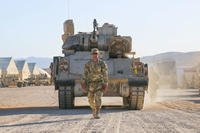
[{"x1": 0, "y1": 86, "x2": 200, "y2": 133}]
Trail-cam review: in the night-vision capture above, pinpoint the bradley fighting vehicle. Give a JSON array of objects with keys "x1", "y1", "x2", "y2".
[{"x1": 52, "y1": 19, "x2": 148, "y2": 110}]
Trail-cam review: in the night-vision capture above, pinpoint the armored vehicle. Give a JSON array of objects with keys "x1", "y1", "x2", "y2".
[
  {"x1": 0, "y1": 75, "x2": 19, "y2": 87},
  {"x1": 25, "y1": 75, "x2": 51, "y2": 86},
  {"x1": 53, "y1": 19, "x2": 148, "y2": 110},
  {"x1": 17, "y1": 80, "x2": 28, "y2": 87}
]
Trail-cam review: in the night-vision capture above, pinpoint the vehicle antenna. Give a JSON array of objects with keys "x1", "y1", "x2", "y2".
[{"x1": 67, "y1": 0, "x2": 70, "y2": 19}]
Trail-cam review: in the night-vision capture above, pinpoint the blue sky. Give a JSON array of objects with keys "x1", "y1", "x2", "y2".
[{"x1": 0, "y1": 0, "x2": 199, "y2": 58}]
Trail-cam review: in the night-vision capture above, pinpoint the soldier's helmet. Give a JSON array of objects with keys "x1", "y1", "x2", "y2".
[{"x1": 91, "y1": 48, "x2": 99, "y2": 54}]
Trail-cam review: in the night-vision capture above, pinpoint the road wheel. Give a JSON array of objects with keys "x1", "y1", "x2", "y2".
[
  {"x1": 17, "y1": 82, "x2": 22, "y2": 88},
  {"x1": 58, "y1": 86, "x2": 74, "y2": 109}
]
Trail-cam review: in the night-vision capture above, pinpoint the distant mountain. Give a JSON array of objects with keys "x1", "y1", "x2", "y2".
[
  {"x1": 15, "y1": 51, "x2": 200, "y2": 69},
  {"x1": 141, "y1": 51, "x2": 200, "y2": 67},
  {"x1": 16, "y1": 57, "x2": 52, "y2": 69}
]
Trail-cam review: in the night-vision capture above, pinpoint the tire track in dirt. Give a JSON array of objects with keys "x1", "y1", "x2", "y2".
[
  {"x1": 79, "y1": 110, "x2": 121, "y2": 133},
  {"x1": 0, "y1": 114, "x2": 48, "y2": 133},
  {"x1": 102, "y1": 112, "x2": 122, "y2": 133}
]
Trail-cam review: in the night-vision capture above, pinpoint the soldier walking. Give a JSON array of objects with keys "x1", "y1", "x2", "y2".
[{"x1": 81, "y1": 48, "x2": 108, "y2": 119}]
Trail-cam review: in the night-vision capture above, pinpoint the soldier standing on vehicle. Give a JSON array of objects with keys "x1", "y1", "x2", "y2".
[{"x1": 81, "y1": 48, "x2": 108, "y2": 119}]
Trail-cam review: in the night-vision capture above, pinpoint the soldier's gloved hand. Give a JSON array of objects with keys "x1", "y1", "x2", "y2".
[{"x1": 101, "y1": 83, "x2": 108, "y2": 92}]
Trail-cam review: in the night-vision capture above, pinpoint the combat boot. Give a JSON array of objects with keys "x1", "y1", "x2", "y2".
[
  {"x1": 92, "y1": 108, "x2": 96, "y2": 118},
  {"x1": 94, "y1": 107, "x2": 100, "y2": 119}
]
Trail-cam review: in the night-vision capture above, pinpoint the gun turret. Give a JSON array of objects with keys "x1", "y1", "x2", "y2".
[{"x1": 62, "y1": 19, "x2": 132, "y2": 58}]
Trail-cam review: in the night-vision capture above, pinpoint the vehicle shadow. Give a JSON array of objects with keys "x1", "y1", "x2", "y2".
[
  {"x1": 187, "y1": 99, "x2": 200, "y2": 104},
  {"x1": 0, "y1": 106, "x2": 135, "y2": 128},
  {"x1": 163, "y1": 94, "x2": 200, "y2": 98},
  {"x1": 160, "y1": 93, "x2": 200, "y2": 104},
  {"x1": 0, "y1": 105, "x2": 129, "y2": 116},
  {"x1": 0, "y1": 117, "x2": 84, "y2": 128}
]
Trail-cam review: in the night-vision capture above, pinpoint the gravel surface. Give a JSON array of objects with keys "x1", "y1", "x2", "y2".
[{"x1": 0, "y1": 86, "x2": 200, "y2": 133}]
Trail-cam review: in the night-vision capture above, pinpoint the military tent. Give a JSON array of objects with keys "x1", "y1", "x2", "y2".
[
  {"x1": 182, "y1": 67, "x2": 198, "y2": 89},
  {"x1": 0, "y1": 68, "x2": 2, "y2": 78},
  {"x1": 28, "y1": 63, "x2": 50, "y2": 77},
  {"x1": 0, "y1": 57, "x2": 19, "y2": 77},
  {"x1": 28, "y1": 63, "x2": 40, "y2": 76},
  {"x1": 38, "y1": 68, "x2": 51, "y2": 78},
  {"x1": 196, "y1": 63, "x2": 200, "y2": 75},
  {"x1": 15, "y1": 60, "x2": 31, "y2": 80}
]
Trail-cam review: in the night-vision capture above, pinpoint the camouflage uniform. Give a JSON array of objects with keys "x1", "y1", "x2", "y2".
[{"x1": 81, "y1": 49, "x2": 108, "y2": 118}]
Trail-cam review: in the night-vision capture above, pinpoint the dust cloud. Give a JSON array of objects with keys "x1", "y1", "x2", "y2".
[{"x1": 145, "y1": 65, "x2": 180, "y2": 105}]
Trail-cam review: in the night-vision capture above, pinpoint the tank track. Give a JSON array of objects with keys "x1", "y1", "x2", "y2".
[
  {"x1": 130, "y1": 87, "x2": 145, "y2": 110},
  {"x1": 58, "y1": 86, "x2": 75, "y2": 109},
  {"x1": 123, "y1": 87, "x2": 145, "y2": 110}
]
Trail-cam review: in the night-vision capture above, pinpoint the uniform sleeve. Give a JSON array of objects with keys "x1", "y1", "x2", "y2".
[
  {"x1": 81, "y1": 63, "x2": 90, "y2": 85},
  {"x1": 101, "y1": 61, "x2": 108, "y2": 84}
]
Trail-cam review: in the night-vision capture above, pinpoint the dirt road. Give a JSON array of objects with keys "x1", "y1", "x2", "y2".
[{"x1": 0, "y1": 86, "x2": 200, "y2": 133}]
